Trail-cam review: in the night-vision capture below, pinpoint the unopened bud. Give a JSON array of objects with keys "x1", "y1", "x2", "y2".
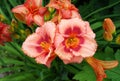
[
  {"x1": 20, "y1": 30, "x2": 25, "y2": 34},
  {"x1": 25, "y1": 29, "x2": 31, "y2": 36},
  {"x1": 103, "y1": 18, "x2": 116, "y2": 34},
  {"x1": 0, "y1": 14, "x2": 5, "y2": 21},
  {"x1": 13, "y1": 34, "x2": 20, "y2": 39},
  {"x1": 103, "y1": 31, "x2": 113, "y2": 41},
  {"x1": 48, "y1": 7, "x2": 55, "y2": 14},
  {"x1": 115, "y1": 34, "x2": 120, "y2": 45},
  {"x1": 11, "y1": 19, "x2": 18, "y2": 28}
]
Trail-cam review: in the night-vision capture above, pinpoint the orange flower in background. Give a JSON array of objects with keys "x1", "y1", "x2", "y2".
[
  {"x1": 12, "y1": 0, "x2": 47, "y2": 26},
  {"x1": 0, "y1": 22, "x2": 12, "y2": 45},
  {"x1": 55, "y1": 18, "x2": 97, "y2": 64},
  {"x1": 47, "y1": 0, "x2": 81, "y2": 22},
  {"x1": 22, "y1": 21, "x2": 56, "y2": 67},
  {"x1": 85, "y1": 57, "x2": 118, "y2": 81}
]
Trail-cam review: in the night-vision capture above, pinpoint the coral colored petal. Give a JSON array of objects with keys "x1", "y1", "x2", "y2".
[
  {"x1": 61, "y1": 9, "x2": 72, "y2": 19},
  {"x1": 12, "y1": 5, "x2": 28, "y2": 15},
  {"x1": 38, "y1": 7, "x2": 47, "y2": 15},
  {"x1": 85, "y1": 21, "x2": 96, "y2": 38},
  {"x1": 58, "y1": 18, "x2": 86, "y2": 35},
  {"x1": 77, "y1": 36, "x2": 97, "y2": 57},
  {"x1": 22, "y1": 33, "x2": 44, "y2": 57},
  {"x1": 35, "y1": 51, "x2": 56, "y2": 67},
  {"x1": 71, "y1": 10, "x2": 81, "y2": 19},
  {"x1": 26, "y1": 13, "x2": 33, "y2": 26},
  {"x1": 63, "y1": 56, "x2": 83, "y2": 64},
  {"x1": 36, "y1": 21, "x2": 56, "y2": 43},
  {"x1": 33, "y1": 15, "x2": 44, "y2": 26},
  {"x1": 24, "y1": 0, "x2": 36, "y2": 9},
  {"x1": 12, "y1": 5, "x2": 29, "y2": 22},
  {"x1": 34, "y1": 0, "x2": 42, "y2": 7},
  {"x1": 55, "y1": 44, "x2": 73, "y2": 60},
  {"x1": 54, "y1": 33, "x2": 64, "y2": 48}
]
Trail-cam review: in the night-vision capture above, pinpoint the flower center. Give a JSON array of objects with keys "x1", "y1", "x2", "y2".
[
  {"x1": 40, "y1": 41, "x2": 50, "y2": 51},
  {"x1": 65, "y1": 36, "x2": 79, "y2": 48}
]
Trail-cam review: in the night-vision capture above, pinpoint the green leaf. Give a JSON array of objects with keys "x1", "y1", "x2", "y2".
[
  {"x1": 115, "y1": 50, "x2": 120, "y2": 62},
  {"x1": 73, "y1": 64, "x2": 96, "y2": 81},
  {"x1": 104, "y1": 46, "x2": 115, "y2": 60},
  {"x1": 105, "y1": 65, "x2": 120, "y2": 81},
  {"x1": 83, "y1": 1, "x2": 120, "y2": 19},
  {"x1": 64, "y1": 64, "x2": 80, "y2": 74},
  {"x1": 8, "y1": 0, "x2": 18, "y2": 7},
  {"x1": 4, "y1": 43, "x2": 23, "y2": 58},
  {"x1": 0, "y1": 66, "x2": 24, "y2": 73},
  {"x1": 0, "y1": 57, "x2": 24, "y2": 65},
  {"x1": 105, "y1": 47, "x2": 114, "y2": 55},
  {"x1": 103, "y1": 78, "x2": 112, "y2": 81},
  {"x1": 91, "y1": 21, "x2": 102, "y2": 30},
  {"x1": 0, "y1": 72, "x2": 35, "y2": 81}
]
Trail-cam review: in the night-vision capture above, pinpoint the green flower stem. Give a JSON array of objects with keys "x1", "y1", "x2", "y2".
[{"x1": 83, "y1": 1, "x2": 120, "y2": 20}]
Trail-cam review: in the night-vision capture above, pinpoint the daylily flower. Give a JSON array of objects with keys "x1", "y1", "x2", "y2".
[
  {"x1": 0, "y1": 22, "x2": 12, "y2": 45},
  {"x1": 55, "y1": 18, "x2": 97, "y2": 64},
  {"x1": 22, "y1": 21, "x2": 56, "y2": 67},
  {"x1": 85, "y1": 57, "x2": 118, "y2": 81},
  {"x1": 47, "y1": 0, "x2": 81, "y2": 23},
  {"x1": 12, "y1": 0, "x2": 47, "y2": 26}
]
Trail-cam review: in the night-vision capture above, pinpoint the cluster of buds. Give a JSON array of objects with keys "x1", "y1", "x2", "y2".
[
  {"x1": 103, "y1": 18, "x2": 116, "y2": 41},
  {"x1": 10, "y1": 19, "x2": 31, "y2": 41},
  {"x1": 103, "y1": 18, "x2": 120, "y2": 45}
]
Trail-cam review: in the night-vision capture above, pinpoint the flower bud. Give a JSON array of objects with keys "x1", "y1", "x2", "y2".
[
  {"x1": 115, "y1": 34, "x2": 120, "y2": 45},
  {"x1": 10, "y1": 19, "x2": 18, "y2": 33},
  {"x1": 48, "y1": 7, "x2": 55, "y2": 14},
  {"x1": 103, "y1": 18, "x2": 116, "y2": 34},
  {"x1": 25, "y1": 29, "x2": 31, "y2": 36},
  {"x1": 103, "y1": 31, "x2": 113, "y2": 41},
  {"x1": 44, "y1": 12, "x2": 51, "y2": 21},
  {"x1": 13, "y1": 33, "x2": 20, "y2": 39},
  {"x1": 0, "y1": 14, "x2": 5, "y2": 22}
]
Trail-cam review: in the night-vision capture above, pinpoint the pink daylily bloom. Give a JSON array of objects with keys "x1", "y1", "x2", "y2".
[
  {"x1": 22, "y1": 21, "x2": 56, "y2": 67},
  {"x1": 12, "y1": 0, "x2": 47, "y2": 26},
  {"x1": 55, "y1": 18, "x2": 97, "y2": 64}
]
